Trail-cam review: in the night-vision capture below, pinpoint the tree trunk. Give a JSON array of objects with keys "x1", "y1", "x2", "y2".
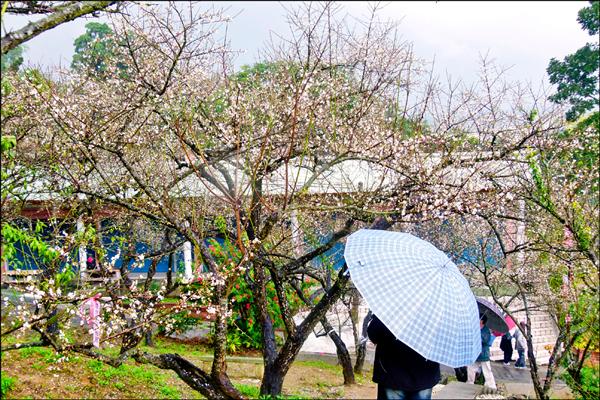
[
  {"x1": 321, "y1": 317, "x2": 355, "y2": 384},
  {"x1": 354, "y1": 310, "x2": 372, "y2": 374},
  {"x1": 144, "y1": 327, "x2": 155, "y2": 347},
  {"x1": 259, "y1": 216, "x2": 392, "y2": 396},
  {"x1": 132, "y1": 351, "x2": 242, "y2": 399},
  {"x1": 519, "y1": 299, "x2": 549, "y2": 400},
  {"x1": 260, "y1": 266, "x2": 351, "y2": 395},
  {"x1": 167, "y1": 251, "x2": 174, "y2": 290},
  {"x1": 210, "y1": 282, "x2": 239, "y2": 398}
]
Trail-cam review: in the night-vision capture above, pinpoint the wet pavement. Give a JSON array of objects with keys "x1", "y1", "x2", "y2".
[{"x1": 440, "y1": 360, "x2": 540, "y2": 384}]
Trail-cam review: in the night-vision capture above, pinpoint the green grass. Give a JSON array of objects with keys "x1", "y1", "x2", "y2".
[
  {"x1": 159, "y1": 385, "x2": 181, "y2": 399},
  {"x1": 295, "y1": 359, "x2": 338, "y2": 371},
  {"x1": 234, "y1": 383, "x2": 314, "y2": 400},
  {"x1": 1, "y1": 375, "x2": 16, "y2": 398},
  {"x1": 235, "y1": 383, "x2": 260, "y2": 398},
  {"x1": 353, "y1": 372, "x2": 369, "y2": 385},
  {"x1": 86, "y1": 357, "x2": 183, "y2": 395},
  {"x1": 18, "y1": 346, "x2": 61, "y2": 363},
  {"x1": 64, "y1": 384, "x2": 79, "y2": 392},
  {"x1": 140, "y1": 337, "x2": 212, "y2": 358}
]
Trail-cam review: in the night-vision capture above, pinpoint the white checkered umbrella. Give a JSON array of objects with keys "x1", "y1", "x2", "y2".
[{"x1": 344, "y1": 229, "x2": 481, "y2": 368}]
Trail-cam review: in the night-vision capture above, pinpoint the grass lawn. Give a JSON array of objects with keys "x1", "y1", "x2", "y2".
[{"x1": 1, "y1": 336, "x2": 377, "y2": 399}]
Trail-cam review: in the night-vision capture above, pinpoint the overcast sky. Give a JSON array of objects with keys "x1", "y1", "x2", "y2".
[{"x1": 2, "y1": 1, "x2": 591, "y2": 86}]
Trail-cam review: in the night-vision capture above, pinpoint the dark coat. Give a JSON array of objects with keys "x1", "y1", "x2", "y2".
[
  {"x1": 500, "y1": 332, "x2": 513, "y2": 352},
  {"x1": 476, "y1": 325, "x2": 492, "y2": 362},
  {"x1": 367, "y1": 315, "x2": 441, "y2": 392}
]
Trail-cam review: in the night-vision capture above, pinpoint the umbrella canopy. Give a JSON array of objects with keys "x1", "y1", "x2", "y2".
[
  {"x1": 476, "y1": 297, "x2": 509, "y2": 334},
  {"x1": 344, "y1": 229, "x2": 481, "y2": 368},
  {"x1": 492, "y1": 315, "x2": 516, "y2": 337}
]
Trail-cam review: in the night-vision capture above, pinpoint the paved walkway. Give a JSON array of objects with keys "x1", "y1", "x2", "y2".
[
  {"x1": 440, "y1": 360, "x2": 541, "y2": 384},
  {"x1": 439, "y1": 361, "x2": 571, "y2": 398},
  {"x1": 300, "y1": 353, "x2": 571, "y2": 398}
]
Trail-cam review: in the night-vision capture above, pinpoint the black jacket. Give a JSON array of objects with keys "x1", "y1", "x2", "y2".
[
  {"x1": 500, "y1": 332, "x2": 513, "y2": 352},
  {"x1": 368, "y1": 315, "x2": 441, "y2": 391}
]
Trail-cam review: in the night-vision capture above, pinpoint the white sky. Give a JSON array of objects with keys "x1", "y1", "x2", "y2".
[{"x1": 1, "y1": 1, "x2": 591, "y2": 86}]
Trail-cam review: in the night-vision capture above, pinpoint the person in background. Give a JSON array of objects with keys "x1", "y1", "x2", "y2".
[
  {"x1": 500, "y1": 331, "x2": 514, "y2": 366},
  {"x1": 467, "y1": 315, "x2": 497, "y2": 391},
  {"x1": 514, "y1": 321, "x2": 528, "y2": 369},
  {"x1": 368, "y1": 314, "x2": 441, "y2": 400}
]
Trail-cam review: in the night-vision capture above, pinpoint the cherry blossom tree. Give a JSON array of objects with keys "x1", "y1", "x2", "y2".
[{"x1": 1, "y1": 2, "x2": 573, "y2": 398}]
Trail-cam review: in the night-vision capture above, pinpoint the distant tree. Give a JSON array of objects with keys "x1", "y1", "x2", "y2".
[
  {"x1": 71, "y1": 22, "x2": 121, "y2": 76},
  {"x1": 547, "y1": 0, "x2": 599, "y2": 121},
  {"x1": 1, "y1": 46, "x2": 24, "y2": 73}
]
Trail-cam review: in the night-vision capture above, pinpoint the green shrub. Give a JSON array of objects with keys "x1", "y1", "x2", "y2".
[
  {"x1": 577, "y1": 366, "x2": 599, "y2": 400},
  {"x1": 563, "y1": 365, "x2": 600, "y2": 400},
  {"x1": 203, "y1": 238, "x2": 314, "y2": 352}
]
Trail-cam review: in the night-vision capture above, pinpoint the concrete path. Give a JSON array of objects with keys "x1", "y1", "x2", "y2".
[
  {"x1": 301, "y1": 354, "x2": 571, "y2": 399},
  {"x1": 439, "y1": 361, "x2": 571, "y2": 398},
  {"x1": 433, "y1": 382, "x2": 482, "y2": 399}
]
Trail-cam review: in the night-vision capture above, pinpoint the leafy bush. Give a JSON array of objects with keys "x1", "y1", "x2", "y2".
[
  {"x1": 563, "y1": 365, "x2": 599, "y2": 400},
  {"x1": 579, "y1": 366, "x2": 600, "y2": 400},
  {"x1": 225, "y1": 249, "x2": 314, "y2": 351},
  {"x1": 562, "y1": 357, "x2": 600, "y2": 399}
]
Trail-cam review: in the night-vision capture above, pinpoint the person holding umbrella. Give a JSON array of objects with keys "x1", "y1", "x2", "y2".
[
  {"x1": 467, "y1": 315, "x2": 497, "y2": 391},
  {"x1": 344, "y1": 230, "x2": 482, "y2": 399},
  {"x1": 368, "y1": 314, "x2": 441, "y2": 400}
]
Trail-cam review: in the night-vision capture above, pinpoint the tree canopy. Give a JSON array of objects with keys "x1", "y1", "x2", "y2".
[
  {"x1": 0, "y1": 45, "x2": 24, "y2": 73},
  {"x1": 547, "y1": 1, "x2": 599, "y2": 121}
]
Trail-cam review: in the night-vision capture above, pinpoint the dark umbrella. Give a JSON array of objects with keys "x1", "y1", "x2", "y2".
[{"x1": 476, "y1": 297, "x2": 509, "y2": 334}]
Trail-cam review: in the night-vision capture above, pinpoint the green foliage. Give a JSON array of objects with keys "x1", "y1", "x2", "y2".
[
  {"x1": 563, "y1": 365, "x2": 600, "y2": 400},
  {"x1": 571, "y1": 292, "x2": 600, "y2": 352},
  {"x1": 527, "y1": 153, "x2": 555, "y2": 213},
  {"x1": 578, "y1": 366, "x2": 600, "y2": 400},
  {"x1": 226, "y1": 258, "x2": 310, "y2": 351},
  {"x1": 1, "y1": 375, "x2": 16, "y2": 398},
  {"x1": 0, "y1": 135, "x2": 16, "y2": 155},
  {"x1": 1, "y1": 45, "x2": 24, "y2": 73},
  {"x1": 577, "y1": 1, "x2": 600, "y2": 37},
  {"x1": 0, "y1": 134, "x2": 17, "y2": 200},
  {"x1": 547, "y1": 1, "x2": 599, "y2": 121},
  {"x1": 71, "y1": 22, "x2": 126, "y2": 77},
  {"x1": 1, "y1": 222, "x2": 59, "y2": 266},
  {"x1": 197, "y1": 236, "x2": 312, "y2": 351}
]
